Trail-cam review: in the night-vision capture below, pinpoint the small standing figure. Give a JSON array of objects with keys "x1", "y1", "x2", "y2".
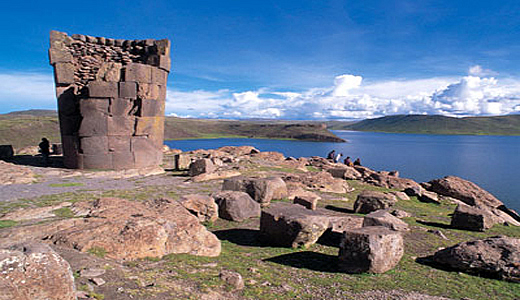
[
  {"x1": 334, "y1": 152, "x2": 343, "y2": 163},
  {"x1": 344, "y1": 156, "x2": 353, "y2": 166},
  {"x1": 327, "y1": 150, "x2": 336, "y2": 161},
  {"x1": 354, "y1": 158, "x2": 361, "y2": 166},
  {"x1": 39, "y1": 138, "x2": 50, "y2": 166}
]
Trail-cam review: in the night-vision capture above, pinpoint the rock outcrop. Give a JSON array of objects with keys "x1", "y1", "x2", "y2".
[
  {"x1": 50, "y1": 197, "x2": 221, "y2": 259},
  {"x1": 178, "y1": 194, "x2": 219, "y2": 223},
  {"x1": 432, "y1": 236, "x2": 520, "y2": 282},
  {"x1": 212, "y1": 191, "x2": 261, "y2": 222},
  {"x1": 0, "y1": 243, "x2": 76, "y2": 300},
  {"x1": 338, "y1": 226, "x2": 404, "y2": 274},
  {"x1": 293, "y1": 190, "x2": 321, "y2": 210},
  {"x1": 283, "y1": 171, "x2": 351, "y2": 194},
  {"x1": 222, "y1": 176, "x2": 288, "y2": 207},
  {"x1": 362, "y1": 210, "x2": 409, "y2": 232}
]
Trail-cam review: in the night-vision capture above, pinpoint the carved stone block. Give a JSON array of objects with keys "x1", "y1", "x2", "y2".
[
  {"x1": 87, "y1": 81, "x2": 118, "y2": 98},
  {"x1": 107, "y1": 116, "x2": 135, "y2": 136},
  {"x1": 79, "y1": 98, "x2": 110, "y2": 116},
  {"x1": 124, "y1": 63, "x2": 152, "y2": 83},
  {"x1": 54, "y1": 63, "x2": 75, "y2": 84},
  {"x1": 78, "y1": 114, "x2": 108, "y2": 137},
  {"x1": 81, "y1": 154, "x2": 113, "y2": 169},
  {"x1": 80, "y1": 136, "x2": 109, "y2": 155},
  {"x1": 119, "y1": 82, "x2": 137, "y2": 99},
  {"x1": 110, "y1": 98, "x2": 134, "y2": 116}
]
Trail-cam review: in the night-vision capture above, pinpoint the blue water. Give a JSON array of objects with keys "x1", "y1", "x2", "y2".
[{"x1": 165, "y1": 131, "x2": 520, "y2": 211}]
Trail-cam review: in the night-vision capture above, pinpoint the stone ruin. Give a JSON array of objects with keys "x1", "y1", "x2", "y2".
[{"x1": 48, "y1": 30, "x2": 170, "y2": 169}]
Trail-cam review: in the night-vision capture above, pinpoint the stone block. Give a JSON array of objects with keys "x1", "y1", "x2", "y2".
[
  {"x1": 119, "y1": 82, "x2": 137, "y2": 99},
  {"x1": 87, "y1": 81, "x2": 118, "y2": 98},
  {"x1": 48, "y1": 48, "x2": 73, "y2": 65},
  {"x1": 79, "y1": 98, "x2": 110, "y2": 116},
  {"x1": 108, "y1": 136, "x2": 131, "y2": 152},
  {"x1": 62, "y1": 136, "x2": 81, "y2": 169},
  {"x1": 133, "y1": 148, "x2": 160, "y2": 168},
  {"x1": 338, "y1": 226, "x2": 404, "y2": 274},
  {"x1": 451, "y1": 204, "x2": 496, "y2": 231},
  {"x1": 135, "y1": 117, "x2": 161, "y2": 136},
  {"x1": 158, "y1": 84, "x2": 167, "y2": 101},
  {"x1": 353, "y1": 190, "x2": 397, "y2": 214},
  {"x1": 158, "y1": 55, "x2": 171, "y2": 71},
  {"x1": 124, "y1": 63, "x2": 152, "y2": 83},
  {"x1": 95, "y1": 62, "x2": 122, "y2": 82},
  {"x1": 178, "y1": 194, "x2": 219, "y2": 223},
  {"x1": 54, "y1": 63, "x2": 75, "y2": 84},
  {"x1": 189, "y1": 158, "x2": 216, "y2": 176},
  {"x1": 80, "y1": 136, "x2": 109, "y2": 155},
  {"x1": 174, "y1": 154, "x2": 191, "y2": 170},
  {"x1": 293, "y1": 191, "x2": 320, "y2": 210},
  {"x1": 112, "y1": 151, "x2": 135, "y2": 170},
  {"x1": 362, "y1": 210, "x2": 409, "y2": 231},
  {"x1": 137, "y1": 83, "x2": 160, "y2": 100},
  {"x1": 107, "y1": 116, "x2": 135, "y2": 136},
  {"x1": 78, "y1": 114, "x2": 108, "y2": 137},
  {"x1": 131, "y1": 136, "x2": 156, "y2": 152},
  {"x1": 151, "y1": 68, "x2": 168, "y2": 86},
  {"x1": 81, "y1": 153, "x2": 113, "y2": 169},
  {"x1": 50, "y1": 30, "x2": 72, "y2": 48},
  {"x1": 110, "y1": 98, "x2": 134, "y2": 116},
  {"x1": 156, "y1": 39, "x2": 171, "y2": 56},
  {"x1": 140, "y1": 99, "x2": 164, "y2": 117},
  {"x1": 213, "y1": 191, "x2": 261, "y2": 222}
]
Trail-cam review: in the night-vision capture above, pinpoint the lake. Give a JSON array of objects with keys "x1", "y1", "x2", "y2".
[{"x1": 165, "y1": 131, "x2": 520, "y2": 211}]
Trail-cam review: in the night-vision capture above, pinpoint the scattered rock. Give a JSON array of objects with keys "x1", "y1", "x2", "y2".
[
  {"x1": 212, "y1": 191, "x2": 261, "y2": 222},
  {"x1": 283, "y1": 171, "x2": 351, "y2": 194},
  {"x1": 404, "y1": 186, "x2": 423, "y2": 197},
  {"x1": 390, "y1": 209, "x2": 411, "y2": 218},
  {"x1": 363, "y1": 210, "x2": 409, "y2": 231},
  {"x1": 90, "y1": 277, "x2": 106, "y2": 286},
  {"x1": 188, "y1": 158, "x2": 216, "y2": 176},
  {"x1": 251, "y1": 151, "x2": 285, "y2": 161},
  {"x1": 192, "y1": 170, "x2": 242, "y2": 182},
  {"x1": 432, "y1": 236, "x2": 520, "y2": 282},
  {"x1": 427, "y1": 229, "x2": 448, "y2": 240},
  {"x1": 222, "y1": 176, "x2": 288, "y2": 207},
  {"x1": 293, "y1": 190, "x2": 321, "y2": 210},
  {"x1": 419, "y1": 191, "x2": 440, "y2": 204},
  {"x1": 327, "y1": 167, "x2": 362, "y2": 180},
  {"x1": 218, "y1": 146, "x2": 259, "y2": 156},
  {"x1": 174, "y1": 153, "x2": 191, "y2": 170},
  {"x1": 178, "y1": 194, "x2": 219, "y2": 223},
  {"x1": 219, "y1": 270, "x2": 244, "y2": 290},
  {"x1": 0, "y1": 243, "x2": 76, "y2": 300},
  {"x1": 392, "y1": 191, "x2": 410, "y2": 201},
  {"x1": 259, "y1": 202, "x2": 330, "y2": 248},
  {"x1": 353, "y1": 190, "x2": 397, "y2": 214},
  {"x1": 79, "y1": 267, "x2": 106, "y2": 278},
  {"x1": 50, "y1": 197, "x2": 221, "y2": 259},
  {"x1": 450, "y1": 204, "x2": 496, "y2": 231},
  {"x1": 338, "y1": 226, "x2": 404, "y2": 274},
  {"x1": 426, "y1": 176, "x2": 503, "y2": 208}
]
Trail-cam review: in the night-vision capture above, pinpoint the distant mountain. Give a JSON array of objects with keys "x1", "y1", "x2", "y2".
[
  {"x1": 4, "y1": 109, "x2": 58, "y2": 117},
  {"x1": 328, "y1": 114, "x2": 520, "y2": 136}
]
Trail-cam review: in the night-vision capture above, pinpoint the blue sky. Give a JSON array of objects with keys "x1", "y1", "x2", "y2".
[{"x1": 1, "y1": 0, "x2": 520, "y2": 119}]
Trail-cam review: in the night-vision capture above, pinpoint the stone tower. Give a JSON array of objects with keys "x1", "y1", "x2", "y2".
[{"x1": 49, "y1": 31, "x2": 170, "y2": 169}]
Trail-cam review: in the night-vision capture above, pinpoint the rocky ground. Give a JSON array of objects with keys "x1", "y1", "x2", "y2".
[{"x1": 1, "y1": 147, "x2": 519, "y2": 300}]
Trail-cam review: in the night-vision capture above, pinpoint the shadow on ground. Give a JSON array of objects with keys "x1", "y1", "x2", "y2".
[
  {"x1": 324, "y1": 205, "x2": 354, "y2": 214},
  {"x1": 416, "y1": 220, "x2": 452, "y2": 229},
  {"x1": 6, "y1": 155, "x2": 65, "y2": 168},
  {"x1": 213, "y1": 228, "x2": 264, "y2": 247},
  {"x1": 264, "y1": 251, "x2": 340, "y2": 273},
  {"x1": 415, "y1": 255, "x2": 503, "y2": 281}
]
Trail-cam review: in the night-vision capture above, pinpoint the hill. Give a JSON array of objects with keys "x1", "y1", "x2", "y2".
[
  {"x1": 328, "y1": 114, "x2": 520, "y2": 136},
  {"x1": 0, "y1": 111, "x2": 344, "y2": 150}
]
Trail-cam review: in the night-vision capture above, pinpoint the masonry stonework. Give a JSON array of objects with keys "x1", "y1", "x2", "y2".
[{"x1": 49, "y1": 31, "x2": 170, "y2": 169}]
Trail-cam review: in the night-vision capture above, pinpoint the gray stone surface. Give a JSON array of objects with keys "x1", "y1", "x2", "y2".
[
  {"x1": 353, "y1": 190, "x2": 397, "y2": 214},
  {"x1": 213, "y1": 191, "x2": 260, "y2": 222},
  {"x1": 450, "y1": 204, "x2": 496, "y2": 231}
]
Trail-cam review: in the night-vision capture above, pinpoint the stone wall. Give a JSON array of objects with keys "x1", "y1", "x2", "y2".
[{"x1": 49, "y1": 31, "x2": 170, "y2": 169}]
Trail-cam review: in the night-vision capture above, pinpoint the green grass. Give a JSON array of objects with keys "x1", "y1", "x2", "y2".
[
  {"x1": 0, "y1": 220, "x2": 18, "y2": 228},
  {"x1": 53, "y1": 207, "x2": 75, "y2": 218},
  {"x1": 48, "y1": 182, "x2": 84, "y2": 187},
  {"x1": 87, "y1": 247, "x2": 107, "y2": 258}
]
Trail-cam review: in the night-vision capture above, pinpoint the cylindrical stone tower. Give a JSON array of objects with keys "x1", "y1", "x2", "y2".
[{"x1": 48, "y1": 31, "x2": 170, "y2": 169}]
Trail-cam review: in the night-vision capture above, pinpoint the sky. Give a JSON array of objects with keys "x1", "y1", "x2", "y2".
[{"x1": 1, "y1": 0, "x2": 520, "y2": 120}]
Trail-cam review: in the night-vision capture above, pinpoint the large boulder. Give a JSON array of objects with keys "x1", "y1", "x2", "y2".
[
  {"x1": 363, "y1": 210, "x2": 409, "y2": 231},
  {"x1": 450, "y1": 204, "x2": 496, "y2": 231},
  {"x1": 0, "y1": 243, "x2": 76, "y2": 300},
  {"x1": 327, "y1": 167, "x2": 362, "y2": 180},
  {"x1": 50, "y1": 197, "x2": 221, "y2": 259},
  {"x1": 189, "y1": 158, "x2": 216, "y2": 177},
  {"x1": 222, "y1": 176, "x2": 288, "y2": 207},
  {"x1": 174, "y1": 153, "x2": 191, "y2": 170},
  {"x1": 353, "y1": 190, "x2": 397, "y2": 214},
  {"x1": 212, "y1": 191, "x2": 261, "y2": 222},
  {"x1": 419, "y1": 191, "x2": 440, "y2": 204},
  {"x1": 178, "y1": 194, "x2": 219, "y2": 223},
  {"x1": 365, "y1": 172, "x2": 422, "y2": 190},
  {"x1": 432, "y1": 236, "x2": 520, "y2": 282},
  {"x1": 259, "y1": 203, "x2": 330, "y2": 248},
  {"x1": 338, "y1": 226, "x2": 404, "y2": 274},
  {"x1": 283, "y1": 171, "x2": 351, "y2": 194}
]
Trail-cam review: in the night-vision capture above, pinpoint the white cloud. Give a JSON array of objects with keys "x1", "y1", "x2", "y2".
[
  {"x1": 468, "y1": 65, "x2": 498, "y2": 77},
  {"x1": 0, "y1": 72, "x2": 56, "y2": 112}
]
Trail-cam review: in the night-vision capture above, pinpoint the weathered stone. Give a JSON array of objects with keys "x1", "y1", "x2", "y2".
[
  {"x1": 217, "y1": 146, "x2": 260, "y2": 156},
  {"x1": 0, "y1": 145, "x2": 14, "y2": 160},
  {"x1": 96, "y1": 62, "x2": 122, "y2": 82},
  {"x1": 213, "y1": 191, "x2": 261, "y2": 222},
  {"x1": 327, "y1": 167, "x2": 362, "y2": 180},
  {"x1": 391, "y1": 209, "x2": 411, "y2": 218},
  {"x1": 404, "y1": 186, "x2": 423, "y2": 197},
  {"x1": 175, "y1": 153, "x2": 191, "y2": 170},
  {"x1": 189, "y1": 158, "x2": 216, "y2": 177},
  {"x1": 259, "y1": 202, "x2": 330, "y2": 248},
  {"x1": 79, "y1": 98, "x2": 110, "y2": 116},
  {"x1": 450, "y1": 204, "x2": 496, "y2": 231},
  {"x1": 426, "y1": 176, "x2": 503, "y2": 208},
  {"x1": 140, "y1": 99, "x2": 164, "y2": 116},
  {"x1": 108, "y1": 136, "x2": 131, "y2": 152},
  {"x1": 0, "y1": 243, "x2": 76, "y2": 300},
  {"x1": 293, "y1": 190, "x2": 320, "y2": 210},
  {"x1": 432, "y1": 236, "x2": 520, "y2": 282},
  {"x1": 51, "y1": 197, "x2": 221, "y2": 259},
  {"x1": 80, "y1": 136, "x2": 108, "y2": 155},
  {"x1": 353, "y1": 190, "x2": 397, "y2": 214},
  {"x1": 49, "y1": 48, "x2": 73, "y2": 64},
  {"x1": 363, "y1": 210, "x2": 409, "y2": 231},
  {"x1": 135, "y1": 117, "x2": 161, "y2": 136},
  {"x1": 112, "y1": 151, "x2": 135, "y2": 169},
  {"x1": 219, "y1": 270, "x2": 244, "y2": 290},
  {"x1": 137, "y1": 83, "x2": 160, "y2": 100},
  {"x1": 392, "y1": 191, "x2": 411, "y2": 201},
  {"x1": 118, "y1": 82, "x2": 137, "y2": 99},
  {"x1": 283, "y1": 172, "x2": 350, "y2": 194},
  {"x1": 78, "y1": 114, "x2": 108, "y2": 136},
  {"x1": 54, "y1": 62, "x2": 75, "y2": 84},
  {"x1": 81, "y1": 153, "x2": 113, "y2": 169},
  {"x1": 419, "y1": 191, "x2": 440, "y2": 204},
  {"x1": 87, "y1": 81, "x2": 118, "y2": 98},
  {"x1": 124, "y1": 62, "x2": 152, "y2": 83},
  {"x1": 151, "y1": 68, "x2": 168, "y2": 85},
  {"x1": 222, "y1": 176, "x2": 288, "y2": 207},
  {"x1": 178, "y1": 194, "x2": 219, "y2": 223},
  {"x1": 107, "y1": 116, "x2": 134, "y2": 135},
  {"x1": 158, "y1": 54, "x2": 171, "y2": 71},
  {"x1": 338, "y1": 226, "x2": 404, "y2": 274}
]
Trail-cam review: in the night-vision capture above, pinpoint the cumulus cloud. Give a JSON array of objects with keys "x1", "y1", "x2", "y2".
[{"x1": 468, "y1": 65, "x2": 498, "y2": 77}]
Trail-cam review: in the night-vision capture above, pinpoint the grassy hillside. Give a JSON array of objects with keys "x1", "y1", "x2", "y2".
[
  {"x1": 0, "y1": 110, "x2": 344, "y2": 150},
  {"x1": 329, "y1": 114, "x2": 520, "y2": 136}
]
